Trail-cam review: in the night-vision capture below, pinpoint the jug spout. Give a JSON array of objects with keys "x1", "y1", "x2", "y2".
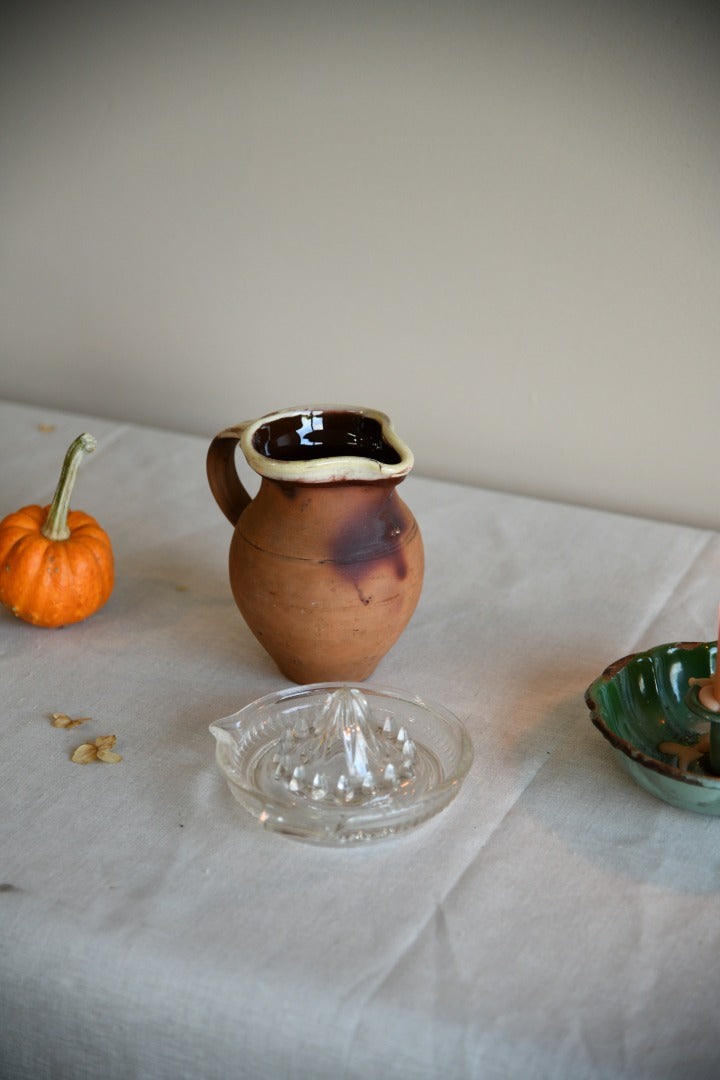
[
  {"x1": 243, "y1": 405, "x2": 414, "y2": 485},
  {"x1": 209, "y1": 719, "x2": 235, "y2": 749}
]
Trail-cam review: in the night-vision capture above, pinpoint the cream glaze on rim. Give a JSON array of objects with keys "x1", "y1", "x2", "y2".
[{"x1": 239, "y1": 405, "x2": 415, "y2": 484}]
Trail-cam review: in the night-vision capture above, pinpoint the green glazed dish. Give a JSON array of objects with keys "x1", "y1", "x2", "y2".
[{"x1": 585, "y1": 641, "x2": 720, "y2": 815}]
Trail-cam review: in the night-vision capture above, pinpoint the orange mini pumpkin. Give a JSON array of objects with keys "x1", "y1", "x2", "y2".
[{"x1": 0, "y1": 433, "x2": 114, "y2": 627}]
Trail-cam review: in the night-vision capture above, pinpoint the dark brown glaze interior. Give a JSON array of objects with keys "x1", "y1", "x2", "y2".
[{"x1": 252, "y1": 410, "x2": 402, "y2": 465}]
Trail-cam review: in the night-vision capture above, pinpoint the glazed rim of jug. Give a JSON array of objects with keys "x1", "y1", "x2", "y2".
[
  {"x1": 239, "y1": 405, "x2": 415, "y2": 484},
  {"x1": 209, "y1": 683, "x2": 473, "y2": 845}
]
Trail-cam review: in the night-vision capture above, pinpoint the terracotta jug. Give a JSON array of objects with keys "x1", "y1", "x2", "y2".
[{"x1": 206, "y1": 406, "x2": 424, "y2": 683}]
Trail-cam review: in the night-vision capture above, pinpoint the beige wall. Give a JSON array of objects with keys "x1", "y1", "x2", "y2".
[{"x1": 2, "y1": 2, "x2": 719, "y2": 527}]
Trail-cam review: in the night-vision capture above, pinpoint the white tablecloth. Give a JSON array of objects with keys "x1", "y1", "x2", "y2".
[{"x1": 2, "y1": 398, "x2": 720, "y2": 1079}]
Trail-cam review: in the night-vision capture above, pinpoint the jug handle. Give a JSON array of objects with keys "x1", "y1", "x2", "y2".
[{"x1": 206, "y1": 423, "x2": 253, "y2": 526}]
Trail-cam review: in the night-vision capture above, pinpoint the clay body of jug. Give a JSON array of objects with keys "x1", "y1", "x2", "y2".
[{"x1": 206, "y1": 406, "x2": 424, "y2": 683}]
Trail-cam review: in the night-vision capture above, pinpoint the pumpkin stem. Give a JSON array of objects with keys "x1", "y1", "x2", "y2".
[{"x1": 41, "y1": 433, "x2": 97, "y2": 541}]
